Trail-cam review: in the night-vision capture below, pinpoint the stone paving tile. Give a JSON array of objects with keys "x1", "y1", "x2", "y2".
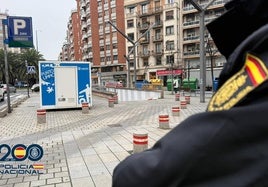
[
  {"x1": 0, "y1": 91, "x2": 210, "y2": 187},
  {"x1": 14, "y1": 181, "x2": 30, "y2": 187},
  {"x1": 72, "y1": 177, "x2": 95, "y2": 187}
]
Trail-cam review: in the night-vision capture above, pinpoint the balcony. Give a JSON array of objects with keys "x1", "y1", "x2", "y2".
[
  {"x1": 138, "y1": 22, "x2": 150, "y2": 31},
  {"x1": 153, "y1": 20, "x2": 163, "y2": 28},
  {"x1": 140, "y1": 38, "x2": 150, "y2": 44},
  {"x1": 139, "y1": 51, "x2": 150, "y2": 58},
  {"x1": 152, "y1": 50, "x2": 163, "y2": 56},
  {"x1": 183, "y1": 20, "x2": 199, "y2": 27},
  {"x1": 152, "y1": 35, "x2": 163, "y2": 42},
  {"x1": 183, "y1": 35, "x2": 199, "y2": 41}
]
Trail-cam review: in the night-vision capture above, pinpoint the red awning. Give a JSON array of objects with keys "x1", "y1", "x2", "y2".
[{"x1": 156, "y1": 69, "x2": 183, "y2": 76}]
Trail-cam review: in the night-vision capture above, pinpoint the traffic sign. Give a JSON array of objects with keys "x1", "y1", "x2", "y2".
[
  {"x1": 27, "y1": 66, "x2": 36, "y2": 74},
  {"x1": 7, "y1": 16, "x2": 33, "y2": 48}
]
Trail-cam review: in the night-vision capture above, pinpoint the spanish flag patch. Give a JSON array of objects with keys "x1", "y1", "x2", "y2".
[{"x1": 208, "y1": 53, "x2": 268, "y2": 111}]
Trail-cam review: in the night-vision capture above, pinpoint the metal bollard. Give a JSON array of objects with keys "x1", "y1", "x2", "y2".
[
  {"x1": 81, "y1": 102, "x2": 89, "y2": 114},
  {"x1": 175, "y1": 93, "x2": 180, "y2": 101},
  {"x1": 172, "y1": 106, "x2": 180, "y2": 116},
  {"x1": 108, "y1": 98, "x2": 114, "y2": 107},
  {"x1": 133, "y1": 132, "x2": 148, "y2": 153},
  {"x1": 180, "y1": 100, "x2": 187, "y2": 109},
  {"x1": 158, "y1": 114, "x2": 170, "y2": 129},
  {"x1": 37, "y1": 109, "x2": 46, "y2": 124},
  {"x1": 113, "y1": 94, "x2": 118, "y2": 104},
  {"x1": 185, "y1": 95, "x2": 191, "y2": 104}
]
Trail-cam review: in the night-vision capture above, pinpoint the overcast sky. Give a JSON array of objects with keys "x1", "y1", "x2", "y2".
[{"x1": 1, "y1": 0, "x2": 77, "y2": 60}]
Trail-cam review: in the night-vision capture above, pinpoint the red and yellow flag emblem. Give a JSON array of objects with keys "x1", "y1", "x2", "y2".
[
  {"x1": 33, "y1": 164, "x2": 44, "y2": 170},
  {"x1": 245, "y1": 54, "x2": 268, "y2": 87},
  {"x1": 14, "y1": 147, "x2": 26, "y2": 159}
]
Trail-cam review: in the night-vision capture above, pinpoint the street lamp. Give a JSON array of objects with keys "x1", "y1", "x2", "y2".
[
  {"x1": 169, "y1": 54, "x2": 174, "y2": 95},
  {"x1": 35, "y1": 29, "x2": 41, "y2": 52},
  {"x1": 187, "y1": 0, "x2": 216, "y2": 103},
  {"x1": 108, "y1": 20, "x2": 155, "y2": 88}
]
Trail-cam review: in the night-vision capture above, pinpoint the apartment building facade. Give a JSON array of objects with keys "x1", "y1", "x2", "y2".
[
  {"x1": 61, "y1": 0, "x2": 229, "y2": 88},
  {"x1": 124, "y1": 0, "x2": 229, "y2": 87},
  {"x1": 125, "y1": 0, "x2": 182, "y2": 86},
  {"x1": 182, "y1": 0, "x2": 228, "y2": 68},
  {"x1": 79, "y1": 0, "x2": 127, "y2": 85}
]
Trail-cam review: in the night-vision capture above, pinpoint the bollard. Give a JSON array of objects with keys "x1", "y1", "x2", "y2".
[
  {"x1": 81, "y1": 102, "x2": 89, "y2": 114},
  {"x1": 175, "y1": 93, "x2": 180, "y2": 101},
  {"x1": 108, "y1": 98, "x2": 114, "y2": 108},
  {"x1": 172, "y1": 106, "x2": 180, "y2": 116},
  {"x1": 133, "y1": 132, "x2": 148, "y2": 153},
  {"x1": 37, "y1": 109, "x2": 46, "y2": 124},
  {"x1": 158, "y1": 114, "x2": 170, "y2": 129},
  {"x1": 180, "y1": 100, "x2": 187, "y2": 109},
  {"x1": 185, "y1": 95, "x2": 191, "y2": 104},
  {"x1": 113, "y1": 94, "x2": 118, "y2": 104}
]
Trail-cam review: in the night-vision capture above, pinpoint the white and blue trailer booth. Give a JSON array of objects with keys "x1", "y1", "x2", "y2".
[{"x1": 39, "y1": 61, "x2": 92, "y2": 109}]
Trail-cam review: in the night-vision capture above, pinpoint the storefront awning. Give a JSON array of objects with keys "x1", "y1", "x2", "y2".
[{"x1": 156, "y1": 69, "x2": 183, "y2": 76}]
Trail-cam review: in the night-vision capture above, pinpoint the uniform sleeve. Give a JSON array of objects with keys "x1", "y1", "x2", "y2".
[{"x1": 112, "y1": 112, "x2": 225, "y2": 187}]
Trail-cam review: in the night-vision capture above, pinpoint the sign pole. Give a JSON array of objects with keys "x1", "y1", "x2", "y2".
[
  {"x1": 2, "y1": 20, "x2": 11, "y2": 113},
  {"x1": 25, "y1": 61, "x2": 30, "y2": 98}
]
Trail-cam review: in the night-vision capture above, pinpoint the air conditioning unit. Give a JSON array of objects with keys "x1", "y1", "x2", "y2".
[{"x1": 217, "y1": 62, "x2": 224, "y2": 66}]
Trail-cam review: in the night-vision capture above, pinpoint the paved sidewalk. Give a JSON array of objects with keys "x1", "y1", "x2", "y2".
[{"x1": 0, "y1": 91, "x2": 211, "y2": 187}]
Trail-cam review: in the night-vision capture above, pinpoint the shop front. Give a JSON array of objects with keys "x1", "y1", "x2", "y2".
[{"x1": 156, "y1": 69, "x2": 183, "y2": 86}]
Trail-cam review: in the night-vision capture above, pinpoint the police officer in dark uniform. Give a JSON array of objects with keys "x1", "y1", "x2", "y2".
[{"x1": 112, "y1": 0, "x2": 268, "y2": 186}]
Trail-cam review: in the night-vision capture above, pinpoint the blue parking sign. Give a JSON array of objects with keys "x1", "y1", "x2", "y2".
[{"x1": 7, "y1": 16, "x2": 33, "y2": 48}]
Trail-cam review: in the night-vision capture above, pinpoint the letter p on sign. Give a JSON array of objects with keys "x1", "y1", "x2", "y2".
[{"x1": 13, "y1": 19, "x2": 26, "y2": 35}]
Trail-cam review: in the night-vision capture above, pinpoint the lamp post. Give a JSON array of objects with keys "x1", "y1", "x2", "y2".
[
  {"x1": 187, "y1": 0, "x2": 216, "y2": 103},
  {"x1": 25, "y1": 60, "x2": 30, "y2": 98},
  {"x1": 2, "y1": 19, "x2": 11, "y2": 113},
  {"x1": 170, "y1": 54, "x2": 174, "y2": 95},
  {"x1": 108, "y1": 20, "x2": 155, "y2": 88},
  {"x1": 35, "y1": 29, "x2": 41, "y2": 52}
]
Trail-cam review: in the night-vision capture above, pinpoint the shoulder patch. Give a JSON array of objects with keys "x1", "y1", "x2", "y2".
[{"x1": 208, "y1": 53, "x2": 268, "y2": 111}]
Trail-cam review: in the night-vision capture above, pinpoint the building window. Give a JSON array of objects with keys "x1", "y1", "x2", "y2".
[
  {"x1": 127, "y1": 33, "x2": 134, "y2": 41},
  {"x1": 129, "y1": 60, "x2": 134, "y2": 67},
  {"x1": 143, "y1": 60, "x2": 149, "y2": 67},
  {"x1": 127, "y1": 20, "x2": 134, "y2": 28},
  {"x1": 156, "y1": 56, "x2": 162, "y2": 65},
  {"x1": 155, "y1": 29, "x2": 161, "y2": 40},
  {"x1": 128, "y1": 46, "x2": 134, "y2": 54},
  {"x1": 106, "y1": 44, "x2": 110, "y2": 50},
  {"x1": 141, "y1": 4, "x2": 148, "y2": 14},
  {"x1": 112, "y1": 43, "x2": 118, "y2": 49},
  {"x1": 105, "y1": 10, "x2": 109, "y2": 16},
  {"x1": 166, "y1": 26, "x2": 174, "y2": 35},
  {"x1": 166, "y1": 10, "x2": 174, "y2": 20},
  {"x1": 143, "y1": 46, "x2": 149, "y2": 55},
  {"x1": 167, "y1": 0, "x2": 174, "y2": 4},
  {"x1": 128, "y1": 6, "x2": 135, "y2": 13},
  {"x1": 155, "y1": 43, "x2": 162, "y2": 53},
  {"x1": 166, "y1": 55, "x2": 174, "y2": 64},
  {"x1": 113, "y1": 55, "x2": 118, "y2": 60},
  {"x1": 166, "y1": 40, "x2": 174, "y2": 50}
]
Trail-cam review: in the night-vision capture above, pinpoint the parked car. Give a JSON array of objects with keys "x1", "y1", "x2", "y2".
[
  {"x1": 1, "y1": 84, "x2": 16, "y2": 94},
  {"x1": 31, "y1": 84, "x2": 40, "y2": 92},
  {"x1": 0, "y1": 87, "x2": 4, "y2": 101}
]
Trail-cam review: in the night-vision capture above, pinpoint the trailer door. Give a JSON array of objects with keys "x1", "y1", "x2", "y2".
[{"x1": 55, "y1": 66, "x2": 77, "y2": 107}]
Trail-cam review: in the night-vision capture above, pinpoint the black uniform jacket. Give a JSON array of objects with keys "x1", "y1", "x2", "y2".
[
  {"x1": 112, "y1": 1, "x2": 268, "y2": 186},
  {"x1": 112, "y1": 98, "x2": 268, "y2": 187}
]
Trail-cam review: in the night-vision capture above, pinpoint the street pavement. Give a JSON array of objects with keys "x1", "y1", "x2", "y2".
[{"x1": 0, "y1": 91, "x2": 212, "y2": 187}]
